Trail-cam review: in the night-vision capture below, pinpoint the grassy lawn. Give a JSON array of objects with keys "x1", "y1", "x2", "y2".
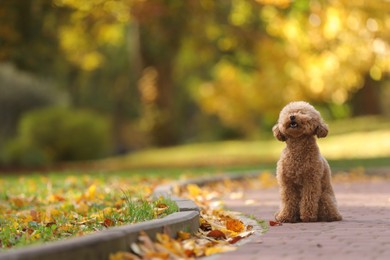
[
  {"x1": 95, "y1": 116, "x2": 390, "y2": 171},
  {"x1": 0, "y1": 171, "x2": 180, "y2": 250}
]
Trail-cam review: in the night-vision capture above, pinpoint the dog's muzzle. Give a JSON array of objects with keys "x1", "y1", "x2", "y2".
[{"x1": 289, "y1": 115, "x2": 298, "y2": 128}]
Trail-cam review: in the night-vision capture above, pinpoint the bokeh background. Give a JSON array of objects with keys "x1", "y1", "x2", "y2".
[{"x1": 1, "y1": 0, "x2": 390, "y2": 168}]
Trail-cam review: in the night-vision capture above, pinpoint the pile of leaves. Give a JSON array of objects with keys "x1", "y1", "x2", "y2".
[
  {"x1": 111, "y1": 172, "x2": 275, "y2": 259},
  {"x1": 0, "y1": 174, "x2": 177, "y2": 249}
]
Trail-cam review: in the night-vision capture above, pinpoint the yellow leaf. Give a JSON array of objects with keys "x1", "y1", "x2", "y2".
[
  {"x1": 205, "y1": 245, "x2": 236, "y2": 256},
  {"x1": 103, "y1": 207, "x2": 113, "y2": 215},
  {"x1": 186, "y1": 184, "x2": 202, "y2": 197},
  {"x1": 144, "y1": 252, "x2": 169, "y2": 259},
  {"x1": 48, "y1": 194, "x2": 66, "y2": 202},
  {"x1": 177, "y1": 231, "x2": 191, "y2": 240},
  {"x1": 76, "y1": 202, "x2": 89, "y2": 216},
  {"x1": 85, "y1": 184, "x2": 96, "y2": 200},
  {"x1": 109, "y1": 251, "x2": 141, "y2": 260},
  {"x1": 10, "y1": 197, "x2": 25, "y2": 208},
  {"x1": 156, "y1": 233, "x2": 171, "y2": 245}
]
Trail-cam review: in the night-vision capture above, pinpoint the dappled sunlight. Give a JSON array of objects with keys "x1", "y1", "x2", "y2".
[
  {"x1": 121, "y1": 140, "x2": 283, "y2": 168},
  {"x1": 320, "y1": 130, "x2": 390, "y2": 160},
  {"x1": 98, "y1": 125, "x2": 390, "y2": 170}
]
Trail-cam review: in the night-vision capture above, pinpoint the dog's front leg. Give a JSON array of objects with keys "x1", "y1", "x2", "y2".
[
  {"x1": 275, "y1": 184, "x2": 300, "y2": 223},
  {"x1": 299, "y1": 181, "x2": 321, "y2": 222}
]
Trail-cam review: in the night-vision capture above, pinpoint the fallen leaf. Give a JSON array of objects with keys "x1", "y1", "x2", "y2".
[
  {"x1": 30, "y1": 209, "x2": 40, "y2": 222},
  {"x1": 49, "y1": 194, "x2": 65, "y2": 202},
  {"x1": 139, "y1": 231, "x2": 157, "y2": 252},
  {"x1": 130, "y1": 243, "x2": 142, "y2": 256},
  {"x1": 269, "y1": 220, "x2": 282, "y2": 226},
  {"x1": 45, "y1": 222, "x2": 56, "y2": 227},
  {"x1": 186, "y1": 184, "x2": 203, "y2": 197},
  {"x1": 10, "y1": 197, "x2": 25, "y2": 208},
  {"x1": 237, "y1": 230, "x2": 254, "y2": 238},
  {"x1": 184, "y1": 249, "x2": 196, "y2": 257},
  {"x1": 200, "y1": 219, "x2": 212, "y2": 231},
  {"x1": 205, "y1": 245, "x2": 236, "y2": 256},
  {"x1": 207, "y1": 230, "x2": 226, "y2": 240},
  {"x1": 228, "y1": 236, "x2": 243, "y2": 244},
  {"x1": 155, "y1": 208, "x2": 168, "y2": 216},
  {"x1": 177, "y1": 231, "x2": 191, "y2": 240},
  {"x1": 109, "y1": 251, "x2": 141, "y2": 260},
  {"x1": 144, "y1": 252, "x2": 170, "y2": 259},
  {"x1": 103, "y1": 218, "x2": 114, "y2": 227},
  {"x1": 156, "y1": 202, "x2": 168, "y2": 209},
  {"x1": 226, "y1": 219, "x2": 245, "y2": 232}
]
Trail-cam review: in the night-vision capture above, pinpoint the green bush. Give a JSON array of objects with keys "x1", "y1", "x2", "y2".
[
  {"x1": 0, "y1": 63, "x2": 68, "y2": 145},
  {"x1": 2, "y1": 107, "x2": 112, "y2": 166}
]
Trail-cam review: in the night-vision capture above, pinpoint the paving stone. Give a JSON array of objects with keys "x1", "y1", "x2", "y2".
[{"x1": 210, "y1": 180, "x2": 390, "y2": 260}]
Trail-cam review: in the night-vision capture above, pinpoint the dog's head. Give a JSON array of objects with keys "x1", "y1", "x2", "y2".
[{"x1": 272, "y1": 101, "x2": 328, "y2": 142}]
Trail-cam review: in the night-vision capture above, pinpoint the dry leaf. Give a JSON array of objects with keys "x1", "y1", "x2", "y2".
[
  {"x1": 226, "y1": 219, "x2": 244, "y2": 232},
  {"x1": 177, "y1": 231, "x2": 191, "y2": 240},
  {"x1": 186, "y1": 184, "x2": 202, "y2": 197},
  {"x1": 205, "y1": 245, "x2": 236, "y2": 256},
  {"x1": 200, "y1": 219, "x2": 212, "y2": 231},
  {"x1": 103, "y1": 218, "x2": 114, "y2": 227},
  {"x1": 109, "y1": 251, "x2": 141, "y2": 260},
  {"x1": 130, "y1": 243, "x2": 142, "y2": 256},
  {"x1": 138, "y1": 231, "x2": 157, "y2": 252},
  {"x1": 144, "y1": 252, "x2": 170, "y2": 259},
  {"x1": 228, "y1": 236, "x2": 243, "y2": 244},
  {"x1": 207, "y1": 230, "x2": 226, "y2": 240},
  {"x1": 184, "y1": 249, "x2": 196, "y2": 258},
  {"x1": 269, "y1": 220, "x2": 282, "y2": 226}
]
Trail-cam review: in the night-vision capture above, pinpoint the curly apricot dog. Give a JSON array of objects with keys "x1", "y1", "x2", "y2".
[{"x1": 273, "y1": 101, "x2": 342, "y2": 223}]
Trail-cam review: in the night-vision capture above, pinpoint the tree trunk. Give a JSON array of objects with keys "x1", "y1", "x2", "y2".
[
  {"x1": 351, "y1": 74, "x2": 382, "y2": 116},
  {"x1": 138, "y1": 26, "x2": 181, "y2": 147}
]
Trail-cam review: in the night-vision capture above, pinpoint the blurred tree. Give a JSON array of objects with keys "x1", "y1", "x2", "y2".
[
  {"x1": 1, "y1": 0, "x2": 390, "y2": 157},
  {"x1": 0, "y1": 0, "x2": 69, "y2": 77},
  {"x1": 194, "y1": 0, "x2": 390, "y2": 135}
]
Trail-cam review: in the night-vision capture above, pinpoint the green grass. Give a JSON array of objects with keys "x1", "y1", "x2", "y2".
[
  {"x1": 94, "y1": 116, "x2": 390, "y2": 171},
  {"x1": 0, "y1": 172, "x2": 179, "y2": 250},
  {"x1": 246, "y1": 214, "x2": 269, "y2": 234},
  {"x1": 122, "y1": 193, "x2": 179, "y2": 224},
  {"x1": 328, "y1": 115, "x2": 390, "y2": 135}
]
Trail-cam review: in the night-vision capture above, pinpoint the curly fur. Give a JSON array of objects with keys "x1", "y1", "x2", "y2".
[{"x1": 273, "y1": 101, "x2": 342, "y2": 223}]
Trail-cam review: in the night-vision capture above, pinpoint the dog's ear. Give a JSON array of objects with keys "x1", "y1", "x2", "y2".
[
  {"x1": 315, "y1": 122, "x2": 328, "y2": 138},
  {"x1": 273, "y1": 124, "x2": 286, "y2": 141}
]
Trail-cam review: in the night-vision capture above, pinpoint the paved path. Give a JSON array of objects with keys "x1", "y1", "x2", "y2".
[{"x1": 215, "y1": 180, "x2": 390, "y2": 260}]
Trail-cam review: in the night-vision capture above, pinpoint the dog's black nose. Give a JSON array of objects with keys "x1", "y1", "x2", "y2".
[{"x1": 290, "y1": 115, "x2": 295, "y2": 121}]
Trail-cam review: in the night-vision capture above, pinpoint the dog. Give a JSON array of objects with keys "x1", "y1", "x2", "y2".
[{"x1": 272, "y1": 101, "x2": 342, "y2": 222}]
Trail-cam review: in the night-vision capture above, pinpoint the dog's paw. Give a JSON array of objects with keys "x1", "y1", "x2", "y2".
[
  {"x1": 324, "y1": 214, "x2": 342, "y2": 222},
  {"x1": 300, "y1": 215, "x2": 318, "y2": 222},
  {"x1": 275, "y1": 212, "x2": 299, "y2": 223}
]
